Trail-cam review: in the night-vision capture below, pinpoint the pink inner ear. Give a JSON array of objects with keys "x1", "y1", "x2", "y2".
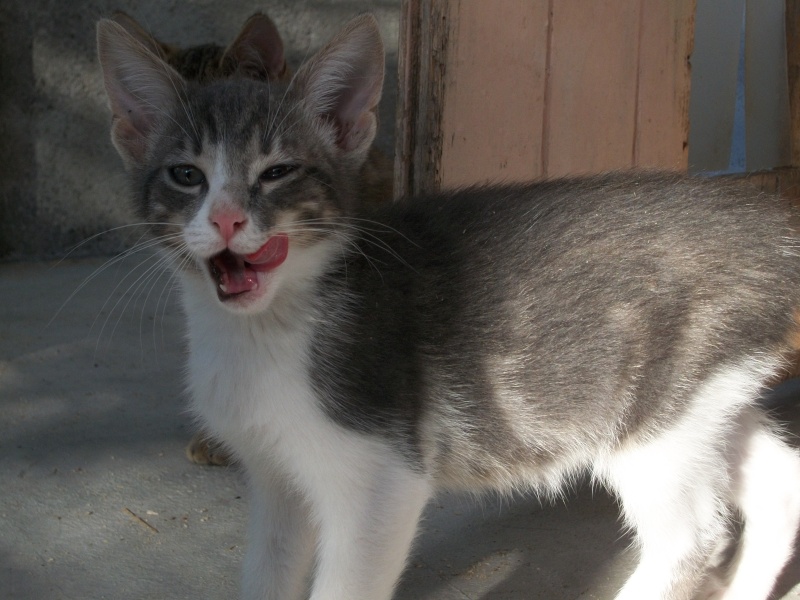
[
  {"x1": 336, "y1": 112, "x2": 374, "y2": 152},
  {"x1": 292, "y1": 14, "x2": 384, "y2": 154},
  {"x1": 98, "y1": 19, "x2": 190, "y2": 167},
  {"x1": 111, "y1": 115, "x2": 149, "y2": 162},
  {"x1": 114, "y1": 83, "x2": 154, "y2": 133},
  {"x1": 328, "y1": 68, "x2": 381, "y2": 152},
  {"x1": 105, "y1": 77, "x2": 158, "y2": 162}
]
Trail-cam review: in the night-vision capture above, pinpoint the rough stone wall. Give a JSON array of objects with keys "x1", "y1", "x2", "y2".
[{"x1": 0, "y1": 1, "x2": 400, "y2": 260}]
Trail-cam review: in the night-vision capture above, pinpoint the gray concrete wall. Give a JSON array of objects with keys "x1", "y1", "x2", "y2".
[{"x1": 0, "y1": 1, "x2": 400, "y2": 260}]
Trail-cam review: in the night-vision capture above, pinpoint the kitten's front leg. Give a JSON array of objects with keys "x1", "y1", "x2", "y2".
[
  {"x1": 243, "y1": 469, "x2": 315, "y2": 600},
  {"x1": 308, "y1": 451, "x2": 432, "y2": 600}
]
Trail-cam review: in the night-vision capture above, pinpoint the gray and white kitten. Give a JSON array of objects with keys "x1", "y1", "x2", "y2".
[{"x1": 97, "y1": 13, "x2": 800, "y2": 600}]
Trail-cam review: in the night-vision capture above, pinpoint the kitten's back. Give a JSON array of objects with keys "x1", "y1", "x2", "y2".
[{"x1": 312, "y1": 171, "x2": 800, "y2": 487}]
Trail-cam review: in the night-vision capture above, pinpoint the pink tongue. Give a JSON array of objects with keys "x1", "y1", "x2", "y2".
[
  {"x1": 213, "y1": 253, "x2": 258, "y2": 295},
  {"x1": 244, "y1": 234, "x2": 289, "y2": 271},
  {"x1": 212, "y1": 234, "x2": 290, "y2": 296}
]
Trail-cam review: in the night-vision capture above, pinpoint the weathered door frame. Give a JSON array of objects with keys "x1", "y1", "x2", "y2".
[{"x1": 395, "y1": 0, "x2": 800, "y2": 199}]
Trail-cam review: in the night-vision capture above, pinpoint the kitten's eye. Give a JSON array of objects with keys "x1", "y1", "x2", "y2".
[
  {"x1": 260, "y1": 164, "x2": 296, "y2": 182},
  {"x1": 169, "y1": 165, "x2": 205, "y2": 187}
]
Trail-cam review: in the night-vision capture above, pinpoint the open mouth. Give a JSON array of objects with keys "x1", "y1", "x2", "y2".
[{"x1": 208, "y1": 234, "x2": 289, "y2": 300}]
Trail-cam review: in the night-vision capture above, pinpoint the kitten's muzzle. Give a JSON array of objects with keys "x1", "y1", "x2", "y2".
[{"x1": 208, "y1": 234, "x2": 289, "y2": 300}]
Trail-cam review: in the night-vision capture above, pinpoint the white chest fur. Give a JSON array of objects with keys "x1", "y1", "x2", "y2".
[
  {"x1": 177, "y1": 273, "x2": 435, "y2": 600},
  {"x1": 180, "y1": 273, "x2": 326, "y2": 466}
]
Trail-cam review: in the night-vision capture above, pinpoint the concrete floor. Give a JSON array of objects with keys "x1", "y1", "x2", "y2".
[{"x1": 3, "y1": 255, "x2": 800, "y2": 600}]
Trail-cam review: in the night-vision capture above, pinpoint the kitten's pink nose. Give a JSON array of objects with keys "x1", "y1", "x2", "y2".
[{"x1": 210, "y1": 209, "x2": 247, "y2": 243}]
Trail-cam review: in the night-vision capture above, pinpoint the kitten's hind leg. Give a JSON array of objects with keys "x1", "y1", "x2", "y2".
[
  {"x1": 596, "y1": 365, "x2": 770, "y2": 600},
  {"x1": 602, "y1": 430, "x2": 731, "y2": 600},
  {"x1": 714, "y1": 407, "x2": 800, "y2": 600}
]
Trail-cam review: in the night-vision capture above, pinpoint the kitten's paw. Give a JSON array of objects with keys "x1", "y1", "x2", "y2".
[{"x1": 185, "y1": 431, "x2": 232, "y2": 466}]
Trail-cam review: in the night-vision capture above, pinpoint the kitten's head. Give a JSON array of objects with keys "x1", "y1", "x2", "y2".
[
  {"x1": 97, "y1": 14, "x2": 384, "y2": 315},
  {"x1": 110, "y1": 11, "x2": 290, "y2": 83}
]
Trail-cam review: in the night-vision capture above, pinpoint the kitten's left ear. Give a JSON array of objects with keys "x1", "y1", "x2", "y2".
[
  {"x1": 223, "y1": 13, "x2": 289, "y2": 82},
  {"x1": 291, "y1": 14, "x2": 384, "y2": 159},
  {"x1": 97, "y1": 18, "x2": 186, "y2": 168}
]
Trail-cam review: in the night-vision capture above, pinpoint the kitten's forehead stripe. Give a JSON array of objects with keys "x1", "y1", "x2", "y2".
[
  {"x1": 199, "y1": 104, "x2": 220, "y2": 147},
  {"x1": 187, "y1": 80, "x2": 282, "y2": 155}
]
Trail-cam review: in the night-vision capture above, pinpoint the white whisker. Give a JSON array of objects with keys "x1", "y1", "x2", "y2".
[
  {"x1": 92, "y1": 247, "x2": 178, "y2": 351},
  {"x1": 48, "y1": 231, "x2": 184, "y2": 328}
]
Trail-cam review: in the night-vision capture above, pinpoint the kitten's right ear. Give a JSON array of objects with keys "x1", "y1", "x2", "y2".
[
  {"x1": 96, "y1": 19, "x2": 185, "y2": 168},
  {"x1": 108, "y1": 11, "x2": 174, "y2": 60}
]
